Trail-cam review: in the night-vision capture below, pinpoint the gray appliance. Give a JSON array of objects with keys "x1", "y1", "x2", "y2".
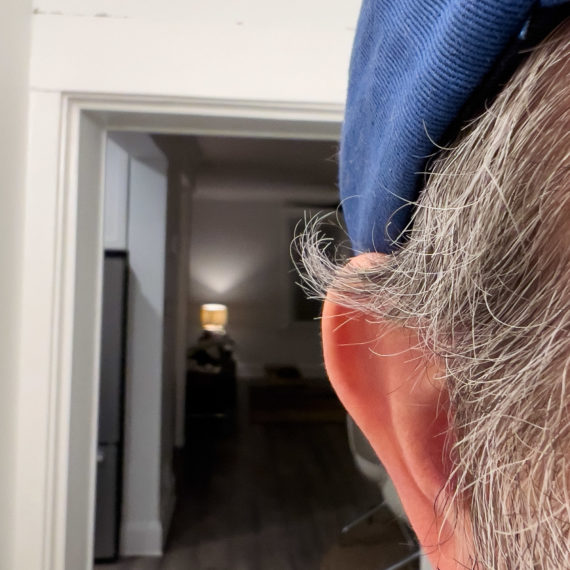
[{"x1": 94, "y1": 251, "x2": 128, "y2": 562}]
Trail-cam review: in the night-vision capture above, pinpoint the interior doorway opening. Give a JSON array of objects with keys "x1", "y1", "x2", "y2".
[{"x1": 92, "y1": 128, "x2": 385, "y2": 569}]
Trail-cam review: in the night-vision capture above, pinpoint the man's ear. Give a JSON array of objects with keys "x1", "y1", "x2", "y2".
[{"x1": 321, "y1": 255, "x2": 470, "y2": 569}]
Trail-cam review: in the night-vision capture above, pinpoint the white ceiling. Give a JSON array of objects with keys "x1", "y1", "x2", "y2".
[{"x1": 154, "y1": 134, "x2": 341, "y2": 204}]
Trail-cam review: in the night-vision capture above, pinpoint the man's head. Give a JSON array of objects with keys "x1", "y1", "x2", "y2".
[{"x1": 302, "y1": 17, "x2": 569, "y2": 570}]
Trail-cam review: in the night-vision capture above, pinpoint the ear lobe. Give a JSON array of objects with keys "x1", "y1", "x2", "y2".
[{"x1": 322, "y1": 267, "x2": 470, "y2": 569}]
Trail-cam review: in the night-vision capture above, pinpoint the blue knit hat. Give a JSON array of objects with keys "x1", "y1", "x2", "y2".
[{"x1": 340, "y1": 0, "x2": 569, "y2": 254}]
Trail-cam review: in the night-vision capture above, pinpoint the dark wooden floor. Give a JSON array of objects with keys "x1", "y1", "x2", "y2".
[
  {"x1": 160, "y1": 389, "x2": 380, "y2": 570},
  {"x1": 95, "y1": 382, "x2": 385, "y2": 570}
]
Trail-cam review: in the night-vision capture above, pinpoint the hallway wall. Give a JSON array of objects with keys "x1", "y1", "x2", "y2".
[
  {"x1": 0, "y1": 2, "x2": 32, "y2": 568},
  {"x1": 104, "y1": 133, "x2": 173, "y2": 555},
  {"x1": 188, "y1": 172, "x2": 335, "y2": 378}
]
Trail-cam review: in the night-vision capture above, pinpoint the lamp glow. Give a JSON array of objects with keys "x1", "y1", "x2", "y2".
[{"x1": 200, "y1": 303, "x2": 228, "y2": 333}]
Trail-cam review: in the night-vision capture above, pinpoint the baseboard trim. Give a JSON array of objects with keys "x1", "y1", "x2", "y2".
[
  {"x1": 120, "y1": 519, "x2": 163, "y2": 557},
  {"x1": 161, "y1": 477, "x2": 177, "y2": 542}
]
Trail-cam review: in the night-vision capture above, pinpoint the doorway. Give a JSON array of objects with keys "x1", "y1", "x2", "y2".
[
  {"x1": 93, "y1": 130, "x2": 377, "y2": 568},
  {"x1": 16, "y1": 93, "x2": 344, "y2": 570}
]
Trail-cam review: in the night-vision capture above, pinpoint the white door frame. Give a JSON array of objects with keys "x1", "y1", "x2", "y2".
[{"x1": 15, "y1": 90, "x2": 342, "y2": 570}]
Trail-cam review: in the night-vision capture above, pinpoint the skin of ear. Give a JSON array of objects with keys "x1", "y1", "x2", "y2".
[{"x1": 321, "y1": 254, "x2": 472, "y2": 570}]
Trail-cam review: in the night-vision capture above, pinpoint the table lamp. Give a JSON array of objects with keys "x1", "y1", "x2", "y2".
[{"x1": 200, "y1": 303, "x2": 228, "y2": 333}]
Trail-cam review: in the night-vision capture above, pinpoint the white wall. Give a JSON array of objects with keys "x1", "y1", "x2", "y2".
[
  {"x1": 0, "y1": 2, "x2": 31, "y2": 568},
  {"x1": 122, "y1": 156, "x2": 168, "y2": 555},
  {"x1": 188, "y1": 173, "x2": 334, "y2": 378},
  {"x1": 104, "y1": 133, "x2": 175, "y2": 555},
  {"x1": 30, "y1": 0, "x2": 360, "y2": 105}
]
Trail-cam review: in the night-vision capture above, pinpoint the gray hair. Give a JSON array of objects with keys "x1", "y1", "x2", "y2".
[{"x1": 299, "y1": 20, "x2": 570, "y2": 569}]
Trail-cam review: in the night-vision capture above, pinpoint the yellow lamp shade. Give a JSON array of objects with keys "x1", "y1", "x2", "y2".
[{"x1": 200, "y1": 303, "x2": 228, "y2": 332}]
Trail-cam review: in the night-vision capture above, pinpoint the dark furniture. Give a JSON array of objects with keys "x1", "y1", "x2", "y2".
[
  {"x1": 185, "y1": 365, "x2": 237, "y2": 420},
  {"x1": 185, "y1": 332, "x2": 237, "y2": 443}
]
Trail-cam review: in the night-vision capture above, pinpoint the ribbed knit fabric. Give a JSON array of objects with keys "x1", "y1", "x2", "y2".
[{"x1": 340, "y1": 0, "x2": 568, "y2": 253}]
